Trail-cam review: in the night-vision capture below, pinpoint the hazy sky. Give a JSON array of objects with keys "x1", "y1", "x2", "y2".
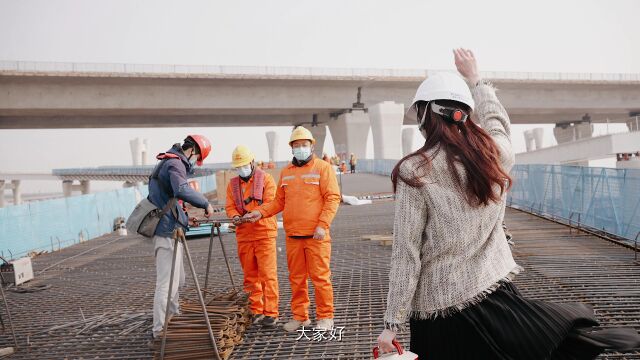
[{"x1": 0, "y1": 0, "x2": 637, "y2": 193}]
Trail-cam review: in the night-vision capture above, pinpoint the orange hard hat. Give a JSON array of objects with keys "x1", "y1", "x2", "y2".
[{"x1": 186, "y1": 135, "x2": 211, "y2": 166}]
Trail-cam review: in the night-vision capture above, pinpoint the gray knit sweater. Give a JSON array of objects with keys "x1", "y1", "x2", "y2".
[{"x1": 384, "y1": 82, "x2": 521, "y2": 331}]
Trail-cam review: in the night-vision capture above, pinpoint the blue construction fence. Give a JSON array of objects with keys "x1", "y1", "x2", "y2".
[
  {"x1": 508, "y1": 164, "x2": 640, "y2": 242},
  {"x1": 0, "y1": 174, "x2": 217, "y2": 259},
  {"x1": 3, "y1": 162, "x2": 639, "y2": 259},
  {"x1": 359, "y1": 160, "x2": 640, "y2": 242},
  {"x1": 357, "y1": 159, "x2": 397, "y2": 176}
]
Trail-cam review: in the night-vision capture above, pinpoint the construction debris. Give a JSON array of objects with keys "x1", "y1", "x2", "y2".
[
  {"x1": 362, "y1": 234, "x2": 393, "y2": 246},
  {"x1": 35, "y1": 310, "x2": 151, "y2": 337}
]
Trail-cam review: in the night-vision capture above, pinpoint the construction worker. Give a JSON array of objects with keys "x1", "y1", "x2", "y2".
[
  {"x1": 244, "y1": 126, "x2": 341, "y2": 332},
  {"x1": 148, "y1": 135, "x2": 214, "y2": 340},
  {"x1": 349, "y1": 153, "x2": 357, "y2": 173},
  {"x1": 225, "y1": 145, "x2": 280, "y2": 328},
  {"x1": 339, "y1": 161, "x2": 347, "y2": 174}
]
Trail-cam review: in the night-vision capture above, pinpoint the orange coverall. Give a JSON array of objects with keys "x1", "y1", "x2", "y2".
[
  {"x1": 258, "y1": 156, "x2": 341, "y2": 321},
  {"x1": 225, "y1": 173, "x2": 279, "y2": 318}
]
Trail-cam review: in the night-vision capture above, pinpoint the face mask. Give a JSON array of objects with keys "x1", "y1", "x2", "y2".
[
  {"x1": 188, "y1": 154, "x2": 198, "y2": 167},
  {"x1": 292, "y1": 146, "x2": 312, "y2": 161},
  {"x1": 237, "y1": 165, "x2": 253, "y2": 178}
]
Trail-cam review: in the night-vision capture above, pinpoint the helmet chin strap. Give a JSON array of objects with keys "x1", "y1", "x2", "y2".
[{"x1": 417, "y1": 102, "x2": 430, "y2": 131}]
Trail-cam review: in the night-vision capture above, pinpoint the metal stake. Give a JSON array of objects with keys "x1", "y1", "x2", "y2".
[
  {"x1": 216, "y1": 223, "x2": 236, "y2": 290},
  {"x1": 0, "y1": 282, "x2": 18, "y2": 349},
  {"x1": 159, "y1": 236, "x2": 179, "y2": 360},
  {"x1": 180, "y1": 229, "x2": 220, "y2": 359},
  {"x1": 203, "y1": 226, "x2": 215, "y2": 295},
  {"x1": 159, "y1": 228, "x2": 220, "y2": 360}
]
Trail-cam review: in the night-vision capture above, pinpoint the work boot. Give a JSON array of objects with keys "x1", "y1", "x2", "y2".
[
  {"x1": 147, "y1": 331, "x2": 159, "y2": 350},
  {"x1": 252, "y1": 314, "x2": 265, "y2": 325},
  {"x1": 262, "y1": 316, "x2": 278, "y2": 328},
  {"x1": 283, "y1": 319, "x2": 311, "y2": 332},
  {"x1": 316, "y1": 318, "x2": 334, "y2": 330}
]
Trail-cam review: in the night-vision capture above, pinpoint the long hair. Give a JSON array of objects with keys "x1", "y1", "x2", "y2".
[{"x1": 391, "y1": 100, "x2": 512, "y2": 207}]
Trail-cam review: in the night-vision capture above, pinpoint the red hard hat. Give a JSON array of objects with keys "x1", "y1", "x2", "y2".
[{"x1": 186, "y1": 134, "x2": 211, "y2": 166}]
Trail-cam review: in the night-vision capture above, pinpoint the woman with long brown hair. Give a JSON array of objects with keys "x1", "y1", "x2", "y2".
[{"x1": 376, "y1": 49, "x2": 639, "y2": 359}]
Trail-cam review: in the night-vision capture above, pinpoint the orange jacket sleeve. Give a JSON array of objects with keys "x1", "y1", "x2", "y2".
[
  {"x1": 317, "y1": 164, "x2": 341, "y2": 229},
  {"x1": 258, "y1": 170, "x2": 285, "y2": 218},
  {"x1": 263, "y1": 173, "x2": 277, "y2": 203},
  {"x1": 225, "y1": 182, "x2": 241, "y2": 219}
]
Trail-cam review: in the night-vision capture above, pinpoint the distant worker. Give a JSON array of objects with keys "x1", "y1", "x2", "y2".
[
  {"x1": 339, "y1": 161, "x2": 347, "y2": 174},
  {"x1": 148, "y1": 135, "x2": 214, "y2": 341},
  {"x1": 225, "y1": 145, "x2": 279, "y2": 327},
  {"x1": 244, "y1": 126, "x2": 341, "y2": 332},
  {"x1": 349, "y1": 153, "x2": 357, "y2": 174},
  {"x1": 322, "y1": 153, "x2": 331, "y2": 163},
  {"x1": 257, "y1": 160, "x2": 264, "y2": 169}
]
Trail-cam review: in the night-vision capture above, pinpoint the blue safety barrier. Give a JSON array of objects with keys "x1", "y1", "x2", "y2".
[
  {"x1": 360, "y1": 160, "x2": 640, "y2": 243},
  {"x1": 508, "y1": 164, "x2": 640, "y2": 243},
  {"x1": 4, "y1": 161, "x2": 638, "y2": 259},
  {"x1": 0, "y1": 174, "x2": 216, "y2": 259},
  {"x1": 357, "y1": 159, "x2": 397, "y2": 176}
]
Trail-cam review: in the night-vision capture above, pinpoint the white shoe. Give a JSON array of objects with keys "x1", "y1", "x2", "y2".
[
  {"x1": 316, "y1": 318, "x2": 334, "y2": 330},
  {"x1": 283, "y1": 319, "x2": 311, "y2": 332}
]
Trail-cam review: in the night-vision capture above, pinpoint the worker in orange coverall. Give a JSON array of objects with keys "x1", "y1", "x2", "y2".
[
  {"x1": 226, "y1": 145, "x2": 280, "y2": 328},
  {"x1": 244, "y1": 126, "x2": 341, "y2": 333}
]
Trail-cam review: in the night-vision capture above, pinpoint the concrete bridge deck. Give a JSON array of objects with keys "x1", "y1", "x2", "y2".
[{"x1": 0, "y1": 174, "x2": 637, "y2": 359}]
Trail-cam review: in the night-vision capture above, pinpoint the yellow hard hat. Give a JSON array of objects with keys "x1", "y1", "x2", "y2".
[
  {"x1": 289, "y1": 126, "x2": 316, "y2": 146},
  {"x1": 231, "y1": 145, "x2": 255, "y2": 168}
]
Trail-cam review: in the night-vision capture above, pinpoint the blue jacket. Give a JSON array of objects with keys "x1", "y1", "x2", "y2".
[{"x1": 148, "y1": 144, "x2": 210, "y2": 238}]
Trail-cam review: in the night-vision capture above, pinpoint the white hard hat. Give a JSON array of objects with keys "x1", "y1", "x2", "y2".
[{"x1": 406, "y1": 72, "x2": 474, "y2": 121}]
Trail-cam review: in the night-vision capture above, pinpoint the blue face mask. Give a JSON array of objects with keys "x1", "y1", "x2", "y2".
[{"x1": 292, "y1": 146, "x2": 312, "y2": 161}]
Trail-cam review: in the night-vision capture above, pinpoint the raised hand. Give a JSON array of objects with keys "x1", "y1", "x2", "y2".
[{"x1": 453, "y1": 48, "x2": 480, "y2": 85}]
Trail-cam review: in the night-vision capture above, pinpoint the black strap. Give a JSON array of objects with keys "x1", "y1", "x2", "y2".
[
  {"x1": 160, "y1": 197, "x2": 178, "y2": 217},
  {"x1": 150, "y1": 158, "x2": 174, "y2": 197},
  {"x1": 150, "y1": 158, "x2": 178, "y2": 218}
]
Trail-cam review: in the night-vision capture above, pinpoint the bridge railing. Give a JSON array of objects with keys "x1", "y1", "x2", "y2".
[
  {"x1": 508, "y1": 164, "x2": 640, "y2": 243},
  {"x1": 3, "y1": 60, "x2": 640, "y2": 82}
]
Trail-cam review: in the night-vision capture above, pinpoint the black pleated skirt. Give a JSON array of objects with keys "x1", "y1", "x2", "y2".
[{"x1": 409, "y1": 282, "x2": 640, "y2": 360}]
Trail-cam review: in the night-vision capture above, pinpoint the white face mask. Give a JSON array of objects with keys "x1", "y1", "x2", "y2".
[
  {"x1": 292, "y1": 146, "x2": 312, "y2": 161},
  {"x1": 237, "y1": 165, "x2": 253, "y2": 178}
]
